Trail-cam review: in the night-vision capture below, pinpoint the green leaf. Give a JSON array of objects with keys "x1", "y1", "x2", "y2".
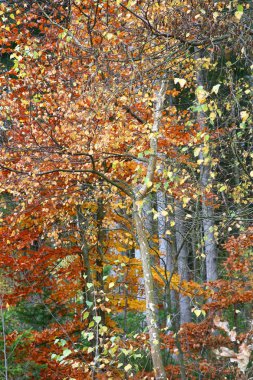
[
  {"x1": 33, "y1": 51, "x2": 39, "y2": 59},
  {"x1": 62, "y1": 348, "x2": 72, "y2": 358},
  {"x1": 93, "y1": 316, "x2": 102, "y2": 324},
  {"x1": 59, "y1": 30, "x2": 68, "y2": 39},
  {"x1": 86, "y1": 300, "x2": 93, "y2": 308},
  {"x1": 83, "y1": 311, "x2": 89, "y2": 320},
  {"x1": 219, "y1": 185, "x2": 227, "y2": 192},
  {"x1": 144, "y1": 178, "x2": 153, "y2": 188},
  {"x1": 235, "y1": 5, "x2": 243, "y2": 21},
  {"x1": 202, "y1": 103, "x2": 208, "y2": 112},
  {"x1": 87, "y1": 332, "x2": 94, "y2": 341},
  {"x1": 59, "y1": 339, "x2": 66, "y2": 347}
]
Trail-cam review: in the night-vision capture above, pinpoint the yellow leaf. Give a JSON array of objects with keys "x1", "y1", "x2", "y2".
[
  {"x1": 196, "y1": 86, "x2": 209, "y2": 103},
  {"x1": 182, "y1": 197, "x2": 190, "y2": 205},
  {"x1": 213, "y1": 12, "x2": 219, "y2": 20},
  {"x1": 146, "y1": 179, "x2": 153, "y2": 188},
  {"x1": 105, "y1": 33, "x2": 114, "y2": 40},
  {"x1": 124, "y1": 364, "x2": 132, "y2": 372},
  {"x1": 193, "y1": 309, "x2": 202, "y2": 317},
  {"x1": 174, "y1": 78, "x2": 186, "y2": 88},
  {"x1": 211, "y1": 84, "x2": 220, "y2": 94},
  {"x1": 240, "y1": 111, "x2": 249, "y2": 122},
  {"x1": 194, "y1": 147, "x2": 201, "y2": 157},
  {"x1": 202, "y1": 145, "x2": 209, "y2": 155},
  {"x1": 235, "y1": 11, "x2": 243, "y2": 20}
]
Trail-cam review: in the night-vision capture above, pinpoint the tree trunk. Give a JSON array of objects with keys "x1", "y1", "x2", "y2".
[
  {"x1": 96, "y1": 198, "x2": 106, "y2": 324},
  {"x1": 133, "y1": 79, "x2": 167, "y2": 379},
  {"x1": 133, "y1": 202, "x2": 167, "y2": 380},
  {"x1": 200, "y1": 163, "x2": 218, "y2": 282},
  {"x1": 195, "y1": 54, "x2": 218, "y2": 282},
  {"x1": 174, "y1": 200, "x2": 191, "y2": 324},
  {"x1": 143, "y1": 193, "x2": 160, "y2": 321},
  {"x1": 77, "y1": 205, "x2": 94, "y2": 312},
  {"x1": 157, "y1": 190, "x2": 177, "y2": 320}
]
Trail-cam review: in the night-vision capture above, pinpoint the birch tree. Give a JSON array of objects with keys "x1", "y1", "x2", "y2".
[{"x1": 133, "y1": 79, "x2": 167, "y2": 380}]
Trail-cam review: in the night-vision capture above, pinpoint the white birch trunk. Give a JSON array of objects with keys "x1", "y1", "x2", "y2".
[
  {"x1": 195, "y1": 56, "x2": 218, "y2": 282},
  {"x1": 133, "y1": 80, "x2": 167, "y2": 379},
  {"x1": 200, "y1": 161, "x2": 218, "y2": 282},
  {"x1": 133, "y1": 204, "x2": 167, "y2": 380}
]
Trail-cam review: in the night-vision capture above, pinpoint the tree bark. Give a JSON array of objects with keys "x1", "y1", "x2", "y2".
[
  {"x1": 174, "y1": 200, "x2": 191, "y2": 324},
  {"x1": 133, "y1": 203, "x2": 167, "y2": 380},
  {"x1": 133, "y1": 79, "x2": 167, "y2": 379},
  {"x1": 195, "y1": 54, "x2": 218, "y2": 282},
  {"x1": 157, "y1": 190, "x2": 177, "y2": 319},
  {"x1": 96, "y1": 198, "x2": 106, "y2": 324},
  {"x1": 77, "y1": 205, "x2": 94, "y2": 312},
  {"x1": 200, "y1": 163, "x2": 218, "y2": 282}
]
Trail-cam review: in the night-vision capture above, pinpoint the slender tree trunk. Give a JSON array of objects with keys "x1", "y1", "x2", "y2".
[
  {"x1": 0, "y1": 298, "x2": 8, "y2": 380},
  {"x1": 157, "y1": 191, "x2": 171, "y2": 268},
  {"x1": 133, "y1": 203, "x2": 167, "y2": 380},
  {"x1": 157, "y1": 190, "x2": 176, "y2": 320},
  {"x1": 195, "y1": 54, "x2": 218, "y2": 282},
  {"x1": 174, "y1": 200, "x2": 191, "y2": 324},
  {"x1": 143, "y1": 193, "x2": 161, "y2": 320},
  {"x1": 200, "y1": 163, "x2": 218, "y2": 282},
  {"x1": 96, "y1": 198, "x2": 106, "y2": 324},
  {"x1": 133, "y1": 79, "x2": 167, "y2": 379},
  {"x1": 77, "y1": 205, "x2": 94, "y2": 312}
]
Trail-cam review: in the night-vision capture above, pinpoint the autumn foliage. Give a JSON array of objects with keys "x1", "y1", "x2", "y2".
[{"x1": 0, "y1": 1, "x2": 252, "y2": 379}]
